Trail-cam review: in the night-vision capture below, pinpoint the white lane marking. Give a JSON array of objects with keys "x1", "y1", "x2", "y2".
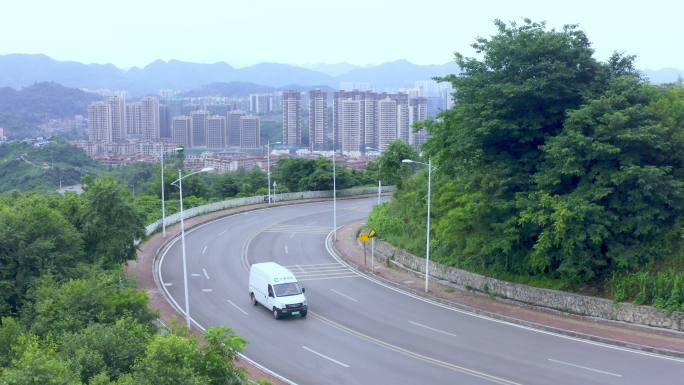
[
  {"x1": 202, "y1": 289, "x2": 213, "y2": 292},
  {"x1": 218, "y1": 229, "x2": 227, "y2": 236},
  {"x1": 163, "y1": 282, "x2": 173, "y2": 286},
  {"x1": 547, "y1": 358, "x2": 622, "y2": 377},
  {"x1": 302, "y1": 346, "x2": 350, "y2": 368},
  {"x1": 289, "y1": 233, "x2": 295, "y2": 239},
  {"x1": 284, "y1": 245, "x2": 289, "y2": 254},
  {"x1": 227, "y1": 299, "x2": 248, "y2": 315},
  {"x1": 202, "y1": 245, "x2": 208, "y2": 254},
  {"x1": 409, "y1": 321, "x2": 458, "y2": 338},
  {"x1": 295, "y1": 264, "x2": 304, "y2": 272},
  {"x1": 202, "y1": 268, "x2": 210, "y2": 280},
  {"x1": 298, "y1": 275, "x2": 360, "y2": 282},
  {"x1": 156, "y1": 207, "x2": 302, "y2": 385},
  {"x1": 284, "y1": 263, "x2": 341, "y2": 267},
  {"x1": 325, "y1": 229, "x2": 684, "y2": 364},
  {"x1": 191, "y1": 273, "x2": 201, "y2": 277},
  {"x1": 294, "y1": 267, "x2": 350, "y2": 274},
  {"x1": 330, "y1": 289, "x2": 358, "y2": 302}
]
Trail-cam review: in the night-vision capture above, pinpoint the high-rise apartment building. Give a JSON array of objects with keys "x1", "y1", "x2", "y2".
[
  {"x1": 392, "y1": 93, "x2": 410, "y2": 143},
  {"x1": 171, "y1": 116, "x2": 192, "y2": 146},
  {"x1": 226, "y1": 110, "x2": 244, "y2": 146},
  {"x1": 140, "y1": 97, "x2": 160, "y2": 140},
  {"x1": 282, "y1": 91, "x2": 301, "y2": 146},
  {"x1": 308, "y1": 90, "x2": 327, "y2": 151},
  {"x1": 409, "y1": 97, "x2": 428, "y2": 148},
  {"x1": 333, "y1": 91, "x2": 409, "y2": 153},
  {"x1": 240, "y1": 115, "x2": 260, "y2": 149},
  {"x1": 107, "y1": 96, "x2": 126, "y2": 142},
  {"x1": 249, "y1": 94, "x2": 273, "y2": 114},
  {"x1": 362, "y1": 92, "x2": 378, "y2": 150},
  {"x1": 339, "y1": 98, "x2": 362, "y2": 153},
  {"x1": 87, "y1": 102, "x2": 111, "y2": 142},
  {"x1": 126, "y1": 103, "x2": 142, "y2": 136},
  {"x1": 190, "y1": 110, "x2": 209, "y2": 147},
  {"x1": 206, "y1": 115, "x2": 226, "y2": 149},
  {"x1": 377, "y1": 96, "x2": 398, "y2": 151},
  {"x1": 159, "y1": 104, "x2": 171, "y2": 138},
  {"x1": 333, "y1": 90, "x2": 357, "y2": 149}
]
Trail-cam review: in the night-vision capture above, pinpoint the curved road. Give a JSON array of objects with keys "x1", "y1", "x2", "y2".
[{"x1": 158, "y1": 197, "x2": 684, "y2": 384}]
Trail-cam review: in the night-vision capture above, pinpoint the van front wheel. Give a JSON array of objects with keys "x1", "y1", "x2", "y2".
[
  {"x1": 273, "y1": 308, "x2": 281, "y2": 320},
  {"x1": 250, "y1": 293, "x2": 257, "y2": 306}
]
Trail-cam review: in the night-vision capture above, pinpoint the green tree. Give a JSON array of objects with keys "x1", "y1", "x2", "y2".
[
  {"x1": 24, "y1": 271, "x2": 156, "y2": 337},
  {"x1": 377, "y1": 140, "x2": 419, "y2": 187},
  {"x1": 0, "y1": 195, "x2": 83, "y2": 315},
  {"x1": 0, "y1": 318, "x2": 23, "y2": 367},
  {"x1": 0, "y1": 335, "x2": 80, "y2": 385},
  {"x1": 81, "y1": 177, "x2": 144, "y2": 265},
  {"x1": 419, "y1": 19, "x2": 623, "y2": 274},
  {"x1": 58, "y1": 318, "x2": 152, "y2": 383},
  {"x1": 213, "y1": 173, "x2": 240, "y2": 198},
  {"x1": 201, "y1": 327, "x2": 247, "y2": 385},
  {"x1": 130, "y1": 333, "x2": 209, "y2": 385},
  {"x1": 520, "y1": 77, "x2": 684, "y2": 282}
]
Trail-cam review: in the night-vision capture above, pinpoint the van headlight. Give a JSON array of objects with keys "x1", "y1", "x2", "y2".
[{"x1": 302, "y1": 300, "x2": 307, "y2": 307}]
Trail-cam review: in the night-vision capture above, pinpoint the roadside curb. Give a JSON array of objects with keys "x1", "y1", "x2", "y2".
[
  {"x1": 133, "y1": 194, "x2": 387, "y2": 385},
  {"x1": 328, "y1": 224, "x2": 684, "y2": 360}
]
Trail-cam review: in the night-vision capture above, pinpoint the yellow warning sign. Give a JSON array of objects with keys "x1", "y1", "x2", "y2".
[
  {"x1": 369, "y1": 229, "x2": 377, "y2": 238},
  {"x1": 359, "y1": 232, "x2": 370, "y2": 243}
]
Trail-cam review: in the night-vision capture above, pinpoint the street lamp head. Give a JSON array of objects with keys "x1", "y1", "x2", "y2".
[
  {"x1": 174, "y1": 147, "x2": 184, "y2": 151},
  {"x1": 200, "y1": 167, "x2": 214, "y2": 173},
  {"x1": 402, "y1": 159, "x2": 414, "y2": 164}
]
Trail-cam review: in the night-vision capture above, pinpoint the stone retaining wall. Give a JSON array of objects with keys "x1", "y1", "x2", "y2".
[{"x1": 373, "y1": 239, "x2": 684, "y2": 331}]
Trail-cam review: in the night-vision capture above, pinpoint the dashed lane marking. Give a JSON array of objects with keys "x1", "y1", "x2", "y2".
[
  {"x1": 330, "y1": 289, "x2": 358, "y2": 302},
  {"x1": 302, "y1": 346, "x2": 350, "y2": 368},
  {"x1": 409, "y1": 321, "x2": 458, "y2": 338},
  {"x1": 547, "y1": 358, "x2": 622, "y2": 378},
  {"x1": 227, "y1": 299, "x2": 249, "y2": 316}
]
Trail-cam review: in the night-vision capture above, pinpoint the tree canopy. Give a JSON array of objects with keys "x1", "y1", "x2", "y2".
[{"x1": 372, "y1": 20, "x2": 684, "y2": 298}]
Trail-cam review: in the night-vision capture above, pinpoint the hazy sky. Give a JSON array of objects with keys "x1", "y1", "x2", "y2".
[{"x1": 3, "y1": 0, "x2": 682, "y2": 70}]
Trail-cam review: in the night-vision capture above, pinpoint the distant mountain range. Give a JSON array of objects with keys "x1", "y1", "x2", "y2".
[
  {"x1": 0, "y1": 82, "x2": 98, "y2": 123},
  {"x1": 0, "y1": 54, "x2": 461, "y2": 96}
]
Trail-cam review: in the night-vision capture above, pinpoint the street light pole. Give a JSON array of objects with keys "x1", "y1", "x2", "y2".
[
  {"x1": 402, "y1": 158, "x2": 433, "y2": 292},
  {"x1": 425, "y1": 158, "x2": 432, "y2": 293},
  {"x1": 161, "y1": 148, "x2": 167, "y2": 237},
  {"x1": 332, "y1": 122, "x2": 337, "y2": 240},
  {"x1": 172, "y1": 167, "x2": 213, "y2": 330},
  {"x1": 177, "y1": 169, "x2": 190, "y2": 329},
  {"x1": 161, "y1": 146, "x2": 182, "y2": 238},
  {"x1": 265, "y1": 141, "x2": 281, "y2": 204}
]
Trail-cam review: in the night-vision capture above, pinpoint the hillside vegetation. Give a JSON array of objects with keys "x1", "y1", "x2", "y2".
[
  {"x1": 370, "y1": 20, "x2": 684, "y2": 311},
  {"x1": 0, "y1": 139, "x2": 101, "y2": 192},
  {"x1": 0, "y1": 178, "x2": 250, "y2": 384}
]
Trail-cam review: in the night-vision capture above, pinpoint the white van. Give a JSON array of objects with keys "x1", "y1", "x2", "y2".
[{"x1": 249, "y1": 262, "x2": 307, "y2": 319}]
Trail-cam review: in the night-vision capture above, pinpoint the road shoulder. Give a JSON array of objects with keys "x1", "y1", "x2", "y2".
[{"x1": 332, "y1": 220, "x2": 684, "y2": 359}]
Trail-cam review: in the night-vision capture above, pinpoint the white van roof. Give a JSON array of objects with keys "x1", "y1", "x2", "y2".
[{"x1": 251, "y1": 262, "x2": 297, "y2": 284}]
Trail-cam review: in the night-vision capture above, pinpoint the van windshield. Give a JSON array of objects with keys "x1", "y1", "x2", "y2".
[{"x1": 273, "y1": 282, "x2": 302, "y2": 297}]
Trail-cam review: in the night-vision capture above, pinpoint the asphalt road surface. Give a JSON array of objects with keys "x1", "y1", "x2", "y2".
[{"x1": 158, "y1": 197, "x2": 684, "y2": 385}]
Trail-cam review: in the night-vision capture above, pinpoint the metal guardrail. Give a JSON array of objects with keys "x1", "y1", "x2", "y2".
[{"x1": 145, "y1": 185, "x2": 395, "y2": 236}]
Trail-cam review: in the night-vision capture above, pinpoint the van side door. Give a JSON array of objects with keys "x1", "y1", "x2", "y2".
[{"x1": 267, "y1": 284, "x2": 275, "y2": 308}]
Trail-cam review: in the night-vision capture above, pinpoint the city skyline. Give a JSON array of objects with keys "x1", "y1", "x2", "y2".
[{"x1": 3, "y1": 0, "x2": 684, "y2": 70}]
